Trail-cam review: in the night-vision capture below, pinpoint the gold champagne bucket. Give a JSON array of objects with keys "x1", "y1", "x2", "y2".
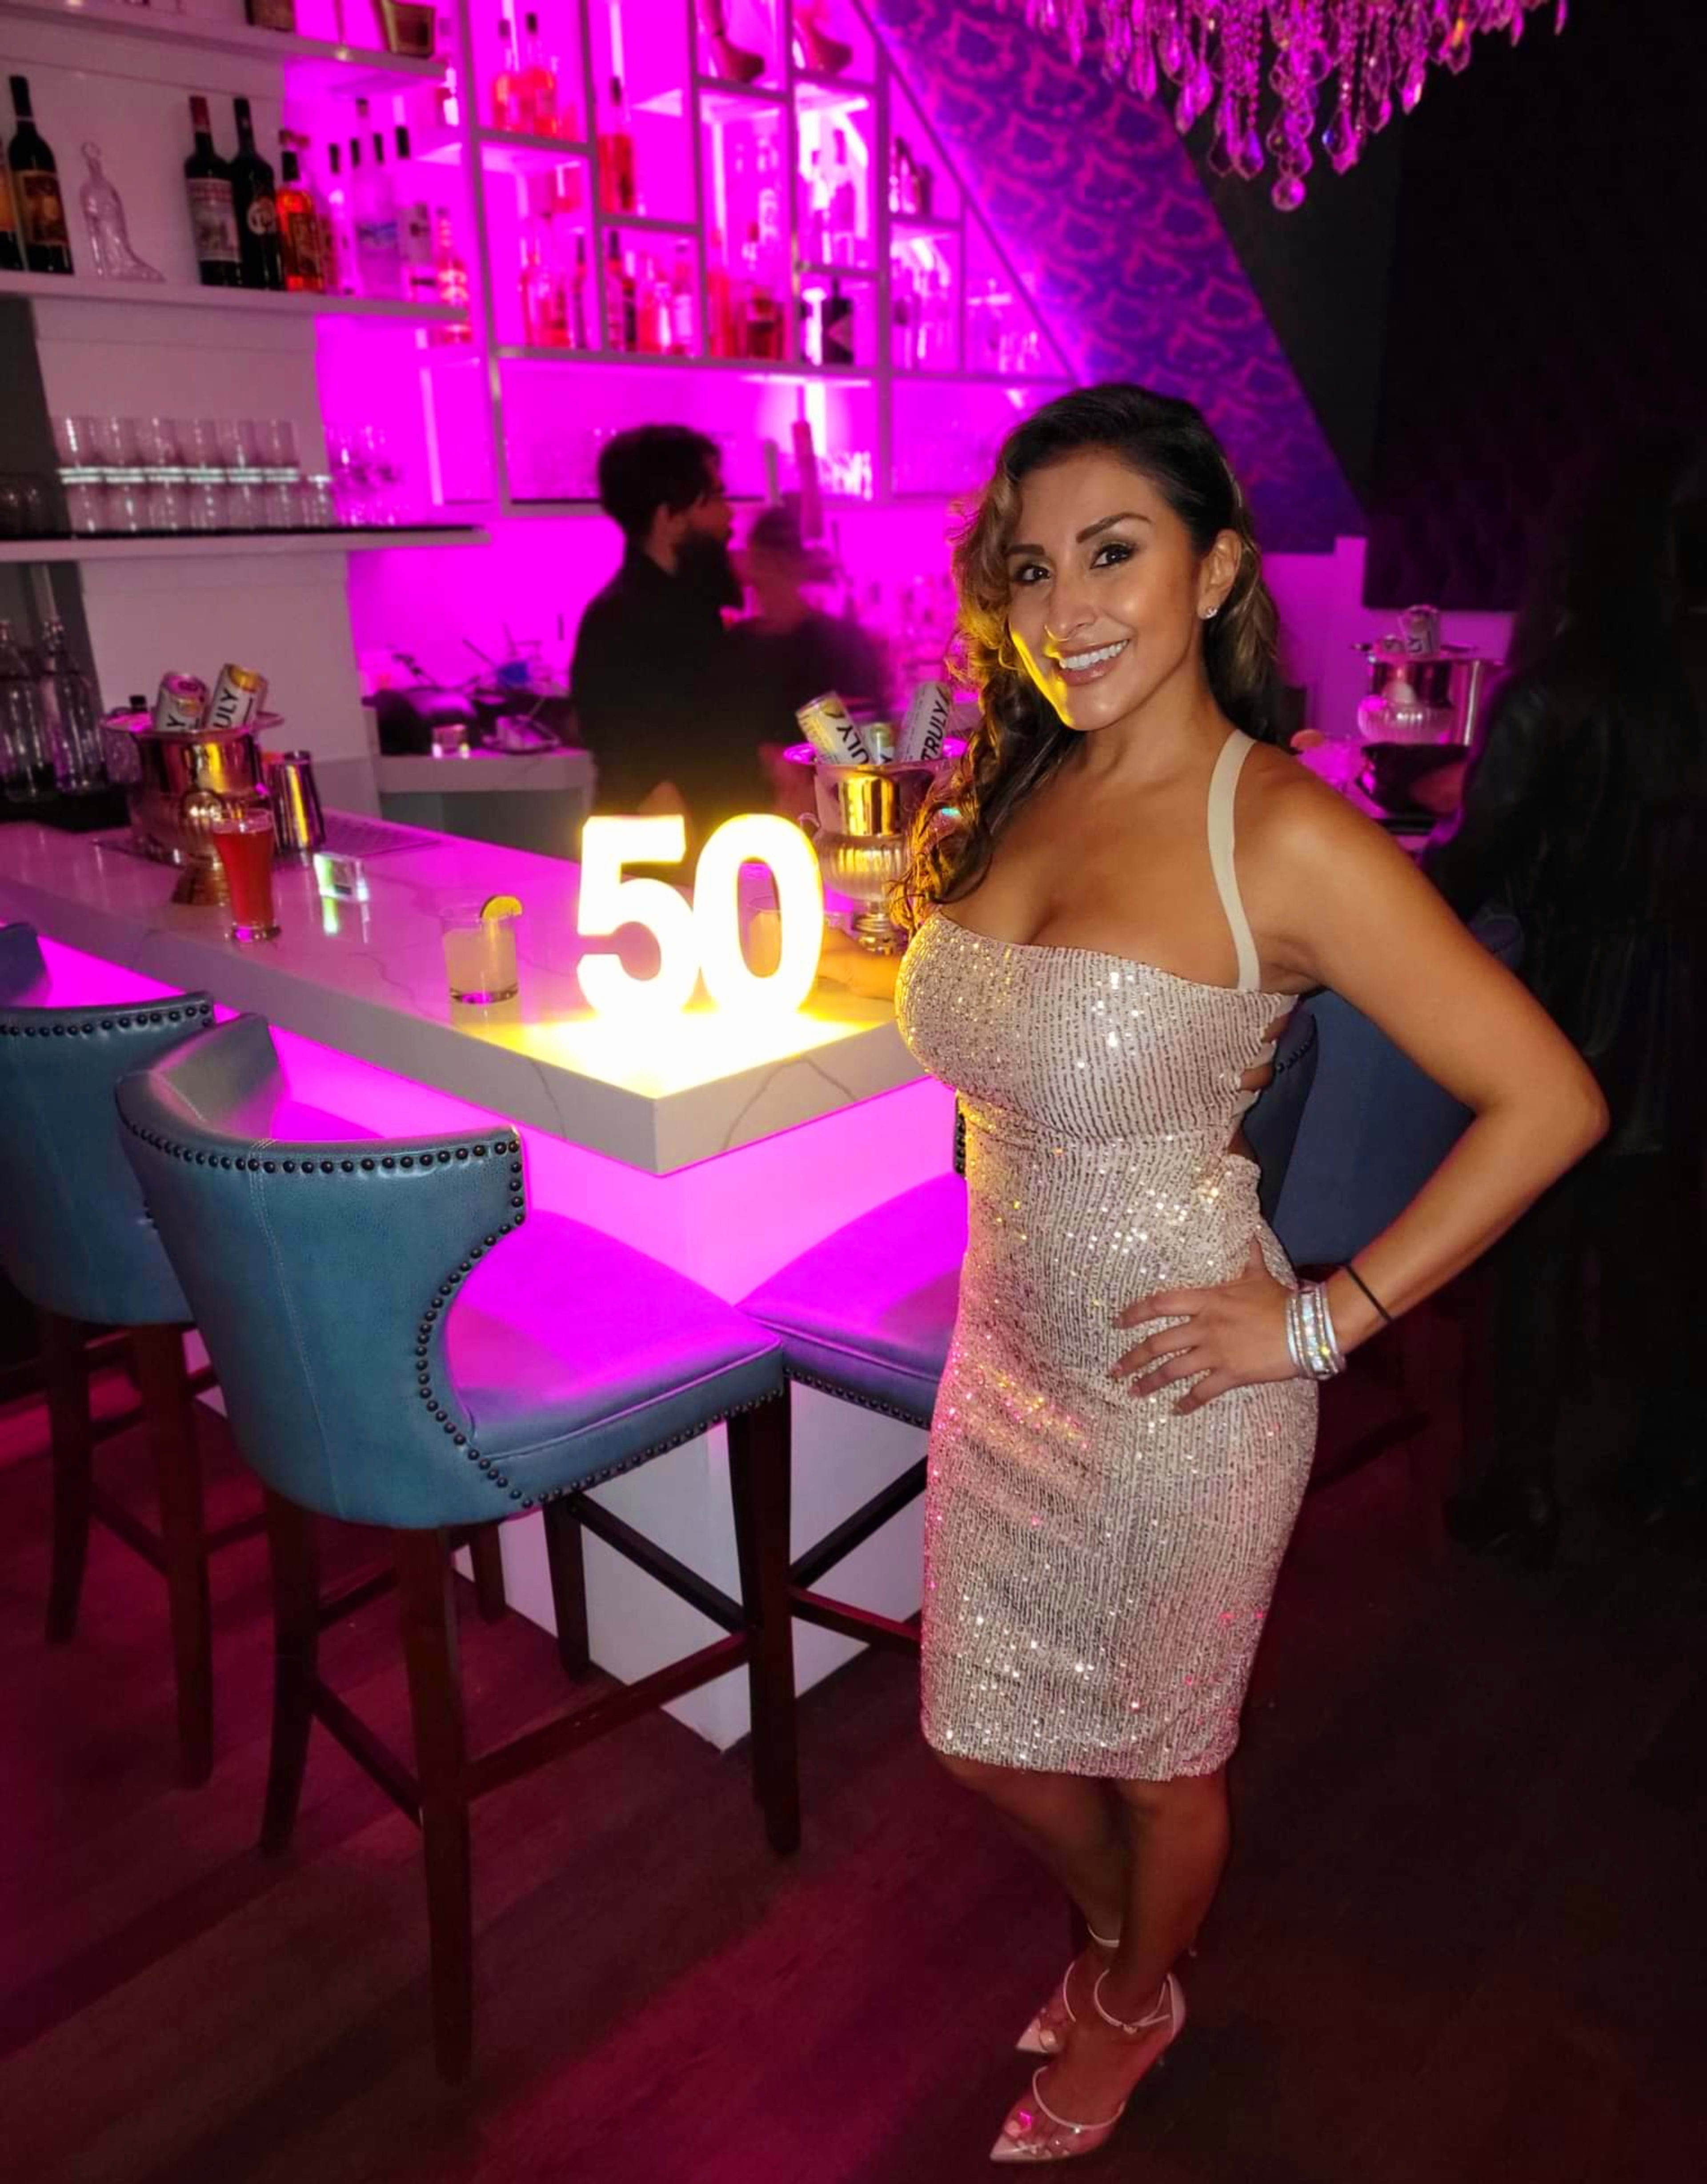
[
  {"x1": 101, "y1": 712, "x2": 278, "y2": 904},
  {"x1": 798, "y1": 754, "x2": 938, "y2": 954}
]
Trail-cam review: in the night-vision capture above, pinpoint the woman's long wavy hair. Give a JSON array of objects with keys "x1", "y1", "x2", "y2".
[{"x1": 895, "y1": 383, "x2": 1283, "y2": 934}]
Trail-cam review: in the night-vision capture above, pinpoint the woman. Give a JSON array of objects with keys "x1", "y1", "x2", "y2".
[
  {"x1": 1428, "y1": 442, "x2": 1707, "y2": 1554},
  {"x1": 827, "y1": 385, "x2": 1605, "y2": 2163}
]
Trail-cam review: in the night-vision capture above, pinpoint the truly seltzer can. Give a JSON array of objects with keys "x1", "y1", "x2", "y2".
[
  {"x1": 897, "y1": 679, "x2": 951, "y2": 765},
  {"x1": 207, "y1": 662, "x2": 268, "y2": 732},
  {"x1": 152, "y1": 673, "x2": 208, "y2": 736},
  {"x1": 796, "y1": 690, "x2": 878, "y2": 768}
]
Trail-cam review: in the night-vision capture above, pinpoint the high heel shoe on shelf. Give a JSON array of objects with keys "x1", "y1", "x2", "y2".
[
  {"x1": 993, "y1": 1972, "x2": 1186, "y2": 2165},
  {"x1": 697, "y1": 0, "x2": 766, "y2": 84},
  {"x1": 793, "y1": 0, "x2": 854, "y2": 76}
]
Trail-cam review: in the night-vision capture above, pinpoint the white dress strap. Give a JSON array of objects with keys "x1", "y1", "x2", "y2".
[{"x1": 1207, "y1": 731, "x2": 1261, "y2": 994}]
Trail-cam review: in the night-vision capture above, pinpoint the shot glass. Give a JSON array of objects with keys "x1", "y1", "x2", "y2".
[
  {"x1": 441, "y1": 902, "x2": 519, "y2": 1003},
  {"x1": 212, "y1": 809, "x2": 281, "y2": 942}
]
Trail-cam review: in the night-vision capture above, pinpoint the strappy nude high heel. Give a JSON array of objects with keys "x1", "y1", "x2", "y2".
[
  {"x1": 992, "y1": 1971, "x2": 1185, "y2": 2164},
  {"x1": 1016, "y1": 1927, "x2": 1119, "y2": 2056}
]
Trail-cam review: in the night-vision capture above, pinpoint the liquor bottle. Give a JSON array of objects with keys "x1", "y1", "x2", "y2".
[
  {"x1": 602, "y1": 230, "x2": 633, "y2": 352},
  {"x1": 755, "y1": 124, "x2": 781, "y2": 250},
  {"x1": 245, "y1": 0, "x2": 297, "y2": 28},
  {"x1": 230, "y1": 97, "x2": 283, "y2": 290},
  {"x1": 184, "y1": 94, "x2": 241, "y2": 288},
  {"x1": 0, "y1": 132, "x2": 21, "y2": 272},
  {"x1": 705, "y1": 229, "x2": 733, "y2": 357},
  {"x1": 668, "y1": 240, "x2": 694, "y2": 355},
  {"x1": 0, "y1": 620, "x2": 55, "y2": 803},
  {"x1": 820, "y1": 278, "x2": 854, "y2": 366},
  {"x1": 742, "y1": 223, "x2": 780, "y2": 360},
  {"x1": 517, "y1": 12, "x2": 562, "y2": 138},
  {"x1": 597, "y1": 76, "x2": 637, "y2": 214},
  {"x1": 520, "y1": 236, "x2": 567, "y2": 345},
  {"x1": 891, "y1": 262, "x2": 914, "y2": 371},
  {"x1": 356, "y1": 128, "x2": 401, "y2": 297},
  {"x1": 275, "y1": 142, "x2": 325, "y2": 292},
  {"x1": 7, "y1": 76, "x2": 72, "y2": 275},
  {"x1": 493, "y1": 18, "x2": 522, "y2": 131},
  {"x1": 321, "y1": 141, "x2": 352, "y2": 294},
  {"x1": 828, "y1": 127, "x2": 860, "y2": 262},
  {"x1": 431, "y1": 208, "x2": 473, "y2": 342},
  {"x1": 393, "y1": 127, "x2": 438, "y2": 303},
  {"x1": 567, "y1": 230, "x2": 589, "y2": 350},
  {"x1": 34, "y1": 618, "x2": 105, "y2": 796}
]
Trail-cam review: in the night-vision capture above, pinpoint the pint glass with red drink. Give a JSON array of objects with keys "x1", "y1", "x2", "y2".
[{"x1": 211, "y1": 807, "x2": 280, "y2": 942}]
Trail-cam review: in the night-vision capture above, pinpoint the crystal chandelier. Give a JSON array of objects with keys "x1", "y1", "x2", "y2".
[{"x1": 1024, "y1": 0, "x2": 1567, "y2": 208}]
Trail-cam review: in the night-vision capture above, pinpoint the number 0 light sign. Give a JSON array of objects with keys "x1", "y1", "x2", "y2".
[{"x1": 577, "y1": 815, "x2": 825, "y2": 1020}]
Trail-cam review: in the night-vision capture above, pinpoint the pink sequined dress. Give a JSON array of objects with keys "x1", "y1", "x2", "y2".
[{"x1": 895, "y1": 733, "x2": 1318, "y2": 1778}]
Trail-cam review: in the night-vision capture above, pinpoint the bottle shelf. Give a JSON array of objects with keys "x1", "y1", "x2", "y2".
[
  {"x1": 693, "y1": 79, "x2": 787, "y2": 109},
  {"x1": 0, "y1": 0, "x2": 446, "y2": 97},
  {"x1": 0, "y1": 270, "x2": 469, "y2": 323},
  {"x1": 0, "y1": 528, "x2": 490, "y2": 565},
  {"x1": 496, "y1": 345, "x2": 871, "y2": 380},
  {"x1": 474, "y1": 126, "x2": 597, "y2": 164}
]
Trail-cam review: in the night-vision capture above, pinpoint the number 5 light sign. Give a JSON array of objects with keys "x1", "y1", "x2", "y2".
[{"x1": 577, "y1": 815, "x2": 825, "y2": 1020}]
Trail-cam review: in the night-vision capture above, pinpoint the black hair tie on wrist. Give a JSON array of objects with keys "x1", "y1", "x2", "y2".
[{"x1": 1342, "y1": 1261, "x2": 1394, "y2": 1326}]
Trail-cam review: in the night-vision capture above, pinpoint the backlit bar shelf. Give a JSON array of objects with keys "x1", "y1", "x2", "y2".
[
  {"x1": 495, "y1": 345, "x2": 872, "y2": 379},
  {"x1": 0, "y1": 0, "x2": 445, "y2": 95},
  {"x1": 0, "y1": 529, "x2": 490, "y2": 565},
  {"x1": 0, "y1": 270, "x2": 470, "y2": 324}
]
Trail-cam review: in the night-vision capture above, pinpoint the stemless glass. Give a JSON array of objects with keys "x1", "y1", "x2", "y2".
[
  {"x1": 102, "y1": 474, "x2": 149, "y2": 534},
  {"x1": 256, "y1": 417, "x2": 299, "y2": 469},
  {"x1": 144, "y1": 475, "x2": 188, "y2": 532},
  {"x1": 216, "y1": 418, "x2": 261, "y2": 472},
  {"x1": 260, "y1": 476, "x2": 302, "y2": 529},
  {"x1": 52, "y1": 415, "x2": 99, "y2": 467},
  {"x1": 212, "y1": 810, "x2": 281, "y2": 942},
  {"x1": 440, "y1": 902, "x2": 520, "y2": 1003},
  {"x1": 135, "y1": 415, "x2": 183, "y2": 468},
  {"x1": 91, "y1": 415, "x2": 140, "y2": 468},
  {"x1": 224, "y1": 475, "x2": 265, "y2": 531},
  {"x1": 180, "y1": 417, "x2": 222, "y2": 470}
]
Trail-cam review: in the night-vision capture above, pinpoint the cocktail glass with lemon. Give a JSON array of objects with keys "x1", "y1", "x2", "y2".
[{"x1": 441, "y1": 894, "x2": 522, "y2": 1004}]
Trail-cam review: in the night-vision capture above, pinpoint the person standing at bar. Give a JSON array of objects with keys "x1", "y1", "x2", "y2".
[
  {"x1": 569, "y1": 424, "x2": 761, "y2": 845},
  {"x1": 821, "y1": 383, "x2": 1605, "y2": 2163}
]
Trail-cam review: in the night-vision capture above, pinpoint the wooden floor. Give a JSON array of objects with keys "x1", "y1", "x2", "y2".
[{"x1": 1, "y1": 1368, "x2": 1703, "y2": 2184}]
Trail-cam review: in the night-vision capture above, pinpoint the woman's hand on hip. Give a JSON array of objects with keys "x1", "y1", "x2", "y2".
[{"x1": 1111, "y1": 1238, "x2": 1297, "y2": 1414}]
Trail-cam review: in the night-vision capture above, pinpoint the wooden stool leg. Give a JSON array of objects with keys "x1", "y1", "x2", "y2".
[
  {"x1": 541, "y1": 1499, "x2": 591, "y2": 1677},
  {"x1": 39, "y1": 1309, "x2": 94, "y2": 1645},
  {"x1": 727, "y1": 1395, "x2": 800, "y2": 1857},
  {"x1": 132, "y1": 1324, "x2": 213, "y2": 1787},
  {"x1": 467, "y1": 1525, "x2": 508, "y2": 1623},
  {"x1": 395, "y1": 1529, "x2": 473, "y2": 2081},
  {"x1": 260, "y1": 1489, "x2": 321, "y2": 1855}
]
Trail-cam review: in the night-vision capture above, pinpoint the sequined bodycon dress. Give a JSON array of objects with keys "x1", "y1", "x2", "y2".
[{"x1": 895, "y1": 732, "x2": 1318, "y2": 1779}]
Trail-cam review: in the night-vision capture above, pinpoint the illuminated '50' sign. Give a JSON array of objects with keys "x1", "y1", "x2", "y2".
[{"x1": 577, "y1": 815, "x2": 824, "y2": 1018}]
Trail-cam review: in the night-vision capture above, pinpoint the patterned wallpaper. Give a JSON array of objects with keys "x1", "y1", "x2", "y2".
[{"x1": 868, "y1": 0, "x2": 1365, "y2": 553}]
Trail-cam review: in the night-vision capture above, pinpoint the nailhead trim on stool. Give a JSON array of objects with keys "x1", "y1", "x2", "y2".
[{"x1": 2, "y1": 1001, "x2": 214, "y2": 1038}]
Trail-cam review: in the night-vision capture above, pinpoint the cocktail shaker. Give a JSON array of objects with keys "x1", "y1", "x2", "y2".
[{"x1": 264, "y1": 749, "x2": 325, "y2": 857}]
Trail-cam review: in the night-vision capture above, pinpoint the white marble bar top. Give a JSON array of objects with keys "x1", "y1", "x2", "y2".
[
  {"x1": 0, "y1": 821, "x2": 920, "y2": 1174},
  {"x1": 374, "y1": 750, "x2": 595, "y2": 797}
]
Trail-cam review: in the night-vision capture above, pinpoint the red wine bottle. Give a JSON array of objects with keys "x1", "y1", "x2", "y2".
[
  {"x1": 184, "y1": 96, "x2": 241, "y2": 287},
  {"x1": 7, "y1": 76, "x2": 73, "y2": 275},
  {"x1": 230, "y1": 96, "x2": 283, "y2": 291}
]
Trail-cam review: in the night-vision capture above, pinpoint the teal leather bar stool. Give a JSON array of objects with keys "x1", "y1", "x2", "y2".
[
  {"x1": 0, "y1": 920, "x2": 231, "y2": 1784},
  {"x1": 116, "y1": 1011, "x2": 796, "y2": 2078},
  {"x1": 739, "y1": 1169, "x2": 967, "y2": 1659}
]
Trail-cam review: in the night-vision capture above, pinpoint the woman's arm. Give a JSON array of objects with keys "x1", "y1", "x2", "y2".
[{"x1": 1113, "y1": 773, "x2": 1606, "y2": 1410}]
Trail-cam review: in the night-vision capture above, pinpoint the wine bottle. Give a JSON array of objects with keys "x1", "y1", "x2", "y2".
[
  {"x1": 230, "y1": 96, "x2": 283, "y2": 290},
  {"x1": 518, "y1": 12, "x2": 560, "y2": 138},
  {"x1": 8, "y1": 76, "x2": 73, "y2": 275},
  {"x1": 597, "y1": 76, "x2": 637, "y2": 214},
  {"x1": 275, "y1": 143, "x2": 325, "y2": 293},
  {"x1": 0, "y1": 132, "x2": 21, "y2": 272},
  {"x1": 355, "y1": 128, "x2": 401, "y2": 297},
  {"x1": 493, "y1": 18, "x2": 521, "y2": 131},
  {"x1": 184, "y1": 95, "x2": 242, "y2": 288}
]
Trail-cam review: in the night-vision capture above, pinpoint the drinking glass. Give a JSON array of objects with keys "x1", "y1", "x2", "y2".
[
  {"x1": 65, "y1": 478, "x2": 104, "y2": 533},
  {"x1": 300, "y1": 474, "x2": 339, "y2": 528},
  {"x1": 102, "y1": 474, "x2": 149, "y2": 533},
  {"x1": 180, "y1": 417, "x2": 223, "y2": 470},
  {"x1": 440, "y1": 902, "x2": 520, "y2": 1003},
  {"x1": 260, "y1": 476, "x2": 302, "y2": 529},
  {"x1": 185, "y1": 477, "x2": 225, "y2": 531},
  {"x1": 225, "y1": 475, "x2": 265, "y2": 531},
  {"x1": 52, "y1": 414, "x2": 100, "y2": 466},
  {"x1": 144, "y1": 476, "x2": 188, "y2": 532},
  {"x1": 216, "y1": 418, "x2": 260, "y2": 471},
  {"x1": 91, "y1": 415, "x2": 140, "y2": 467},
  {"x1": 256, "y1": 418, "x2": 299, "y2": 469},
  {"x1": 212, "y1": 810, "x2": 281, "y2": 942},
  {"x1": 135, "y1": 415, "x2": 183, "y2": 468}
]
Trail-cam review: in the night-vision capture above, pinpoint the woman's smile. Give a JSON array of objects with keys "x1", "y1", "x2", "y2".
[{"x1": 1052, "y1": 637, "x2": 1132, "y2": 687}]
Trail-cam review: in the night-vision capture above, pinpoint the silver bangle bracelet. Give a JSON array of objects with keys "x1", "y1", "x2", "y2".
[{"x1": 1287, "y1": 1282, "x2": 1345, "y2": 1382}]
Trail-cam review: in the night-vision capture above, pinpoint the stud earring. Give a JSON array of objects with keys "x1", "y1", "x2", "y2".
[{"x1": 1201, "y1": 603, "x2": 1219, "y2": 620}]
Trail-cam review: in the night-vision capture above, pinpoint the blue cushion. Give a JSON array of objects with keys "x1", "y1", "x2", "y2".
[
  {"x1": 0, "y1": 925, "x2": 211, "y2": 1326},
  {"x1": 117, "y1": 1014, "x2": 783, "y2": 1529},
  {"x1": 741, "y1": 1173, "x2": 967, "y2": 1423},
  {"x1": 446, "y1": 1212, "x2": 783, "y2": 1495}
]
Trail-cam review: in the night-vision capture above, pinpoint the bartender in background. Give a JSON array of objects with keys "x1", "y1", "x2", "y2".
[
  {"x1": 732, "y1": 506, "x2": 890, "y2": 811},
  {"x1": 570, "y1": 424, "x2": 761, "y2": 846}
]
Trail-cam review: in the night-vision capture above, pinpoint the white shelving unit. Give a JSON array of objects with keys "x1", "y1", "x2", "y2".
[
  {"x1": 0, "y1": 0, "x2": 441, "y2": 95},
  {"x1": 0, "y1": 269, "x2": 470, "y2": 321}
]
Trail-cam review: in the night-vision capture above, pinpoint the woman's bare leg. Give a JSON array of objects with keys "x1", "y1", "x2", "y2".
[{"x1": 936, "y1": 1750, "x2": 1128, "y2": 1939}]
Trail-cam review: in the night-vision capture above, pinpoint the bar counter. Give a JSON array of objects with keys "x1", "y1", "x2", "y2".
[{"x1": 0, "y1": 817, "x2": 953, "y2": 1746}]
